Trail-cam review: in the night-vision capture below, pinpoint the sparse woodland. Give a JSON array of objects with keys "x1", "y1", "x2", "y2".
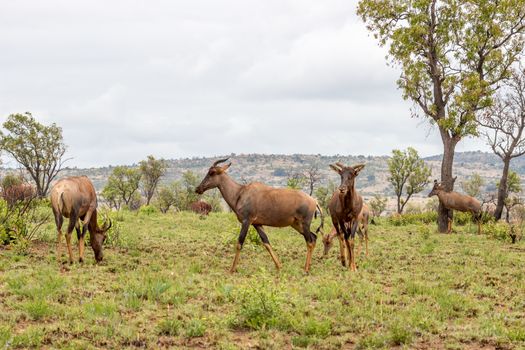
[{"x1": 2, "y1": 1, "x2": 525, "y2": 348}]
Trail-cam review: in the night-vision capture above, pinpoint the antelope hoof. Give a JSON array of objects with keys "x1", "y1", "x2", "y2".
[
  {"x1": 79, "y1": 257, "x2": 84, "y2": 263},
  {"x1": 229, "y1": 267, "x2": 237, "y2": 274}
]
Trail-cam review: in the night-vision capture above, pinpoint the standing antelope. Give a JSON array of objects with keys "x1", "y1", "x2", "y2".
[
  {"x1": 50, "y1": 176, "x2": 112, "y2": 263},
  {"x1": 327, "y1": 163, "x2": 365, "y2": 272},
  {"x1": 195, "y1": 158, "x2": 324, "y2": 273},
  {"x1": 323, "y1": 202, "x2": 369, "y2": 263},
  {"x1": 428, "y1": 180, "x2": 482, "y2": 234}
]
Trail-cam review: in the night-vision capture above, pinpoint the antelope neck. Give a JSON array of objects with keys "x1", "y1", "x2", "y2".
[
  {"x1": 217, "y1": 174, "x2": 244, "y2": 212},
  {"x1": 340, "y1": 186, "x2": 356, "y2": 214}
]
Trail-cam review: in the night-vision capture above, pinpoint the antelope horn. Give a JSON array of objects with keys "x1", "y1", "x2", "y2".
[{"x1": 212, "y1": 158, "x2": 230, "y2": 167}]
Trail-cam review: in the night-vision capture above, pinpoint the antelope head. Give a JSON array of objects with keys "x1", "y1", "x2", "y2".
[
  {"x1": 329, "y1": 162, "x2": 365, "y2": 196},
  {"x1": 428, "y1": 180, "x2": 445, "y2": 197},
  {"x1": 195, "y1": 158, "x2": 232, "y2": 194}
]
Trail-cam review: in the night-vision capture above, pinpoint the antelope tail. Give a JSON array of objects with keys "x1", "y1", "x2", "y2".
[{"x1": 315, "y1": 203, "x2": 325, "y2": 234}]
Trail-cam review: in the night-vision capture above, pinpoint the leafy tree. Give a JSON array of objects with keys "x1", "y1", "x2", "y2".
[
  {"x1": 479, "y1": 68, "x2": 525, "y2": 219},
  {"x1": 358, "y1": 0, "x2": 525, "y2": 231},
  {"x1": 102, "y1": 184, "x2": 121, "y2": 210},
  {"x1": 139, "y1": 155, "x2": 167, "y2": 205},
  {"x1": 102, "y1": 166, "x2": 141, "y2": 209},
  {"x1": 314, "y1": 180, "x2": 338, "y2": 210},
  {"x1": 155, "y1": 182, "x2": 180, "y2": 213},
  {"x1": 181, "y1": 171, "x2": 200, "y2": 209},
  {"x1": 286, "y1": 173, "x2": 306, "y2": 190},
  {"x1": 388, "y1": 147, "x2": 431, "y2": 214},
  {"x1": 461, "y1": 173, "x2": 485, "y2": 199},
  {"x1": 369, "y1": 194, "x2": 387, "y2": 217},
  {"x1": 0, "y1": 112, "x2": 67, "y2": 197}
]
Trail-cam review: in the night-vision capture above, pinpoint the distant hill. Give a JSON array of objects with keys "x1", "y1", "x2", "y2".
[
  {"x1": 2, "y1": 151, "x2": 523, "y2": 200},
  {"x1": 52, "y1": 151, "x2": 524, "y2": 197}
]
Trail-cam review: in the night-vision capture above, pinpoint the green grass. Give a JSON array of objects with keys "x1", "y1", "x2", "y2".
[{"x1": 0, "y1": 211, "x2": 524, "y2": 349}]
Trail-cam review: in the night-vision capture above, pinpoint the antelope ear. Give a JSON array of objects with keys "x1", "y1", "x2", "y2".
[
  {"x1": 329, "y1": 164, "x2": 342, "y2": 174},
  {"x1": 221, "y1": 162, "x2": 232, "y2": 172},
  {"x1": 353, "y1": 164, "x2": 365, "y2": 174},
  {"x1": 434, "y1": 179, "x2": 438, "y2": 184}
]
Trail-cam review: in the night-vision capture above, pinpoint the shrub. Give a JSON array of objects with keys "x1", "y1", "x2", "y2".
[
  {"x1": 388, "y1": 212, "x2": 437, "y2": 226},
  {"x1": 0, "y1": 198, "x2": 49, "y2": 250},
  {"x1": 139, "y1": 205, "x2": 158, "y2": 216},
  {"x1": 231, "y1": 283, "x2": 286, "y2": 330},
  {"x1": 483, "y1": 222, "x2": 511, "y2": 242}
]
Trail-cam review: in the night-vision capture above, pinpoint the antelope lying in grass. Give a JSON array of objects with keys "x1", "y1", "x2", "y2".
[
  {"x1": 50, "y1": 176, "x2": 112, "y2": 263},
  {"x1": 195, "y1": 158, "x2": 324, "y2": 273},
  {"x1": 327, "y1": 162, "x2": 365, "y2": 272},
  {"x1": 428, "y1": 180, "x2": 482, "y2": 234},
  {"x1": 323, "y1": 202, "x2": 369, "y2": 264}
]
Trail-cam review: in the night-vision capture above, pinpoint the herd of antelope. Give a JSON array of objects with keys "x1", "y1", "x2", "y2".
[{"x1": 51, "y1": 158, "x2": 483, "y2": 273}]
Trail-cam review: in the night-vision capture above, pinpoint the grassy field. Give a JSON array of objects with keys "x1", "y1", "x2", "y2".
[{"x1": 1, "y1": 210, "x2": 524, "y2": 349}]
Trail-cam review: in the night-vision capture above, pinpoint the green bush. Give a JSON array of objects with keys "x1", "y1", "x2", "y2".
[
  {"x1": 388, "y1": 212, "x2": 437, "y2": 226},
  {"x1": 231, "y1": 283, "x2": 287, "y2": 331},
  {"x1": 0, "y1": 198, "x2": 49, "y2": 250},
  {"x1": 483, "y1": 222, "x2": 511, "y2": 242},
  {"x1": 139, "y1": 205, "x2": 158, "y2": 216}
]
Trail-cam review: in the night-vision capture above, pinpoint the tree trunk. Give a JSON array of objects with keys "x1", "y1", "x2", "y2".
[
  {"x1": 397, "y1": 194, "x2": 402, "y2": 214},
  {"x1": 438, "y1": 133, "x2": 458, "y2": 233},
  {"x1": 494, "y1": 158, "x2": 510, "y2": 220}
]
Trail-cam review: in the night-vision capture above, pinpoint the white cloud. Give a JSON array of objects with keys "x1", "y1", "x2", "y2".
[{"x1": 0, "y1": 0, "x2": 489, "y2": 167}]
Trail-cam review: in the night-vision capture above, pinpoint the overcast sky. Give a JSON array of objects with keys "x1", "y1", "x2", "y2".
[{"x1": 0, "y1": 0, "x2": 489, "y2": 168}]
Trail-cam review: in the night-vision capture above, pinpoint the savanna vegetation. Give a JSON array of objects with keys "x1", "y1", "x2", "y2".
[{"x1": 1, "y1": 209, "x2": 524, "y2": 349}]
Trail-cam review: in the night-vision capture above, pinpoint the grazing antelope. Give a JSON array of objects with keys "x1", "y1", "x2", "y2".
[
  {"x1": 428, "y1": 180, "x2": 482, "y2": 234},
  {"x1": 195, "y1": 158, "x2": 324, "y2": 273},
  {"x1": 323, "y1": 202, "x2": 370, "y2": 263},
  {"x1": 328, "y1": 163, "x2": 365, "y2": 272},
  {"x1": 50, "y1": 176, "x2": 112, "y2": 263},
  {"x1": 190, "y1": 200, "x2": 212, "y2": 216}
]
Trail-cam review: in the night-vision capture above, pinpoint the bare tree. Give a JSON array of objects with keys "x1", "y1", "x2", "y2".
[
  {"x1": 479, "y1": 69, "x2": 525, "y2": 220},
  {"x1": 305, "y1": 164, "x2": 321, "y2": 196}
]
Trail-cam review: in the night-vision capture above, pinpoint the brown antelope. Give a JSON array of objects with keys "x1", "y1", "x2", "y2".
[
  {"x1": 323, "y1": 202, "x2": 369, "y2": 263},
  {"x1": 428, "y1": 180, "x2": 482, "y2": 234},
  {"x1": 328, "y1": 162, "x2": 365, "y2": 272},
  {"x1": 50, "y1": 176, "x2": 112, "y2": 263},
  {"x1": 195, "y1": 158, "x2": 324, "y2": 273},
  {"x1": 190, "y1": 200, "x2": 213, "y2": 216}
]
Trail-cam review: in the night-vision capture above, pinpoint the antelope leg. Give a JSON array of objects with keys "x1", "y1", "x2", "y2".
[
  {"x1": 56, "y1": 229, "x2": 63, "y2": 264},
  {"x1": 254, "y1": 225, "x2": 282, "y2": 270},
  {"x1": 304, "y1": 241, "x2": 316, "y2": 273},
  {"x1": 230, "y1": 220, "x2": 250, "y2": 273},
  {"x1": 349, "y1": 220, "x2": 359, "y2": 271},
  {"x1": 65, "y1": 233, "x2": 74, "y2": 264}
]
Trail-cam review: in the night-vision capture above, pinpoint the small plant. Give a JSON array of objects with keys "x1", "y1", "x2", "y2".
[
  {"x1": 22, "y1": 300, "x2": 51, "y2": 320},
  {"x1": 158, "y1": 318, "x2": 182, "y2": 336},
  {"x1": 388, "y1": 322, "x2": 412, "y2": 346},
  {"x1": 185, "y1": 319, "x2": 206, "y2": 338},
  {"x1": 232, "y1": 283, "x2": 284, "y2": 330}
]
